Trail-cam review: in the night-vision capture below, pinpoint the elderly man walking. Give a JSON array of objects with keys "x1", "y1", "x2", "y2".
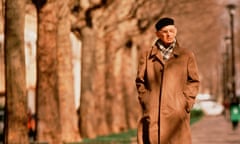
[{"x1": 135, "y1": 17, "x2": 200, "y2": 144}]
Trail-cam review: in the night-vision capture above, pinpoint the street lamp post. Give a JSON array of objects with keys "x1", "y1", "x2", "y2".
[
  {"x1": 226, "y1": 4, "x2": 237, "y2": 99},
  {"x1": 223, "y1": 36, "x2": 231, "y2": 101}
]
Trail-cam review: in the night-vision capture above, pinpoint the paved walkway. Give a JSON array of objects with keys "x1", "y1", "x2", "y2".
[{"x1": 191, "y1": 115, "x2": 240, "y2": 144}]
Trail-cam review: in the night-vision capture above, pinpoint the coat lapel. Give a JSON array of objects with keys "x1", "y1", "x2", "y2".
[
  {"x1": 149, "y1": 42, "x2": 182, "y2": 66},
  {"x1": 172, "y1": 43, "x2": 181, "y2": 57},
  {"x1": 149, "y1": 45, "x2": 165, "y2": 65}
]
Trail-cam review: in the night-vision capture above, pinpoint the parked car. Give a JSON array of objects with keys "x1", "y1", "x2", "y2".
[{"x1": 193, "y1": 93, "x2": 224, "y2": 116}]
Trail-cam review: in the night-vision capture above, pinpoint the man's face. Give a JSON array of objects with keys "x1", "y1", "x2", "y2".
[{"x1": 156, "y1": 25, "x2": 177, "y2": 46}]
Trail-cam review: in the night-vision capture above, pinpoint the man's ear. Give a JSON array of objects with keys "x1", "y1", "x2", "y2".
[{"x1": 174, "y1": 26, "x2": 177, "y2": 36}]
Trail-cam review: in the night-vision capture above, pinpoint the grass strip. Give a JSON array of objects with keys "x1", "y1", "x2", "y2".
[{"x1": 68, "y1": 109, "x2": 204, "y2": 144}]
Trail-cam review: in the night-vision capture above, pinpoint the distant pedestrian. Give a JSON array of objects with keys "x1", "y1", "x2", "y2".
[
  {"x1": 223, "y1": 97, "x2": 230, "y2": 121},
  {"x1": 230, "y1": 96, "x2": 240, "y2": 130},
  {"x1": 135, "y1": 17, "x2": 200, "y2": 144},
  {"x1": 27, "y1": 109, "x2": 36, "y2": 141}
]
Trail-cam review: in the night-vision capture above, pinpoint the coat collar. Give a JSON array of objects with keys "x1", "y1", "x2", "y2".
[{"x1": 149, "y1": 41, "x2": 181, "y2": 64}]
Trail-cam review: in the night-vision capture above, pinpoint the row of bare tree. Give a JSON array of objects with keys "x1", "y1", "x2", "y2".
[
  {"x1": 2, "y1": 0, "x2": 240, "y2": 143},
  {"x1": 4, "y1": 0, "x2": 81, "y2": 143}
]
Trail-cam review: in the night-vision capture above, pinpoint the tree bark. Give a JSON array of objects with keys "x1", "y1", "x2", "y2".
[
  {"x1": 104, "y1": 33, "x2": 127, "y2": 133},
  {"x1": 36, "y1": 1, "x2": 61, "y2": 143},
  {"x1": 92, "y1": 36, "x2": 109, "y2": 136},
  {"x1": 57, "y1": 0, "x2": 81, "y2": 142},
  {"x1": 4, "y1": 0, "x2": 29, "y2": 143},
  {"x1": 121, "y1": 45, "x2": 139, "y2": 129},
  {"x1": 79, "y1": 27, "x2": 97, "y2": 138}
]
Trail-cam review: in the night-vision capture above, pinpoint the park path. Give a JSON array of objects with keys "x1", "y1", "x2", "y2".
[{"x1": 191, "y1": 115, "x2": 240, "y2": 144}]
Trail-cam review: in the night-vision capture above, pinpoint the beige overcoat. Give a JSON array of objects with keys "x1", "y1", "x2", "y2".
[{"x1": 135, "y1": 43, "x2": 200, "y2": 144}]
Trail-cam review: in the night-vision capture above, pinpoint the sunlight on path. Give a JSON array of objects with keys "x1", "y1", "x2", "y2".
[{"x1": 191, "y1": 115, "x2": 240, "y2": 144}]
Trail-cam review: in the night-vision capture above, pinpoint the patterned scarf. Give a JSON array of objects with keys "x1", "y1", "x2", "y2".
[{"x1": 155, "y1": 39, "x2": 176, "y2": 60}]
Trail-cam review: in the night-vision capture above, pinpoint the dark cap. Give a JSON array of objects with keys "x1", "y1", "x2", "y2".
[{"x1": 155, "y1": 17, "x2": 174, "y2": 31}]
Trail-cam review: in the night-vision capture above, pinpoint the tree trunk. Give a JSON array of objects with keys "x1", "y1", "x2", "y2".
[
  {"x1": 93, "y1": 37, "x2": 109, "y2": 136},
  {"x1": 121, "y1": 45, "x2": 139, "y2": 129},
  {"x1": 112, "y1": 47, "x2": 127, "y2": 132},
  {"x1": 105, "y1": 33, "x2": 126, "y2": 133},
  {"x1": 79, "y1": 27, "x2": 97, "y2": 138},
  {"x1": 36, "y1": 1, "x2": 61, "y2": 143},
  {"x1": 56, "y1": 0, "x2": 81, "y2": 142},
  {"x1": 0, "y1": 40, "x2": 4, "y2": 93},
  {"x1": 4, "y1": 0, "x2": 29, "y2": 143}
]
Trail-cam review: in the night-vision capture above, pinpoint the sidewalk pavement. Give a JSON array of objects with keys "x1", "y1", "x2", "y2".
[{"x1": 191, "y1": 115, "x2": 240, "y2": 144}]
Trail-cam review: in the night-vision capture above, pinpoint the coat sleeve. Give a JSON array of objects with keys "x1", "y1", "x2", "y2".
[
  {"x1": 184, "y1": 52, "x2": 200, "y2": 112},
  {"x1": 135, "y1": 50, "x2": 148, "y2": 108}
]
